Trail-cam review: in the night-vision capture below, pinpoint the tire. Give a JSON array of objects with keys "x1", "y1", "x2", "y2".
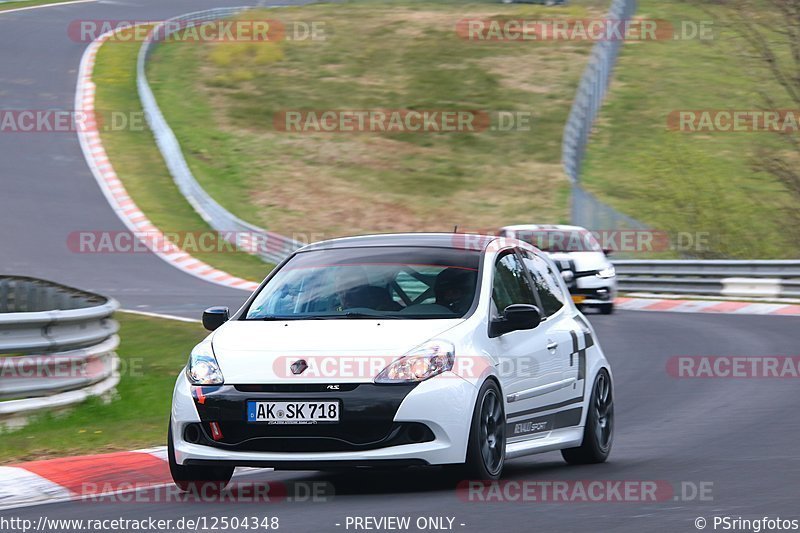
[
  {"x1": 561, "y1": 369, "x2": 613, "y2": 465},
  {"x1": 459, "y1": 379, "x2": 506, "y2": 480},
  {"x1": 168, "y1": 422, "x2": 234, "y2": 492},
  {"x1": 599, "y1": 304, "x2": 614, "y2": 315}
]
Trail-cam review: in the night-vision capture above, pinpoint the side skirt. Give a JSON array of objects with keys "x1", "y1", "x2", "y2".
[{"x1": 504, "y1": 427, "x2": 584, "y2": 460}]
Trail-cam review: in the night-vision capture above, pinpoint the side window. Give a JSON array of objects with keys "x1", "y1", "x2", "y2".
[
  {"x1": 520, "y1": 250, "x2": 566, "y2": 316},
  {"x1": 492, "y1": 252, "x2": 537, "y2": 316}
]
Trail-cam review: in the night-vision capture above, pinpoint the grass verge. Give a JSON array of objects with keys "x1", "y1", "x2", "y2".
[
  {"x1": 145, "y1": 1, "x2": 607, "y2": 239},
  {"x1": 0, "y1": 312, "x2": 206, "y2": 463},
  {"x1": 92, "y1": 28, "x2": 272, "y2": 282},
  {"x1": 0, "y1": 0, "x2": 86, "y2": 13},
  {"x1": 582, "y1": 0, "x2": 797, "y2": 258}
]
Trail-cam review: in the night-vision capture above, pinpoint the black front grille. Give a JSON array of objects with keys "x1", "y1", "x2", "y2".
[
  {"x1": 234, "y1": 384, "x2": 361, "y2": 393},
  {"x1": 185, "y1": 421, "x2": 434, "y2": 452}
]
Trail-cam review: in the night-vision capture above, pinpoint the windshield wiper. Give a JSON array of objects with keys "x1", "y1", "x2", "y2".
[
  {"x1": 342, "y1": 311, "x2": 400, "y2": 319},
  {"x1": 246, "y1": 313, "x2": 399, "y2": 320},
  {"x1": 247, "y1": 315, "x2": 325, "y2": 321}
]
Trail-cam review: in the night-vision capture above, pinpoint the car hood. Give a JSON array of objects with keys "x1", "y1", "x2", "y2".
[{"x1": 210, "y1": 319, "x2": 463, "y2": 383}]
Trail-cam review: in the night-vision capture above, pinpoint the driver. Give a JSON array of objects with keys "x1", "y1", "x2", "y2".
[
  {"x1": 333, "y1": 267, "x2": 369, "y2": 311},
  {"x1": 434, "y1": 268, "x2": 477, "y2": 315}
]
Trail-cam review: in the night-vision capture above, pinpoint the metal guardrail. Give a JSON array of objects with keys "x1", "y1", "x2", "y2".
[
  {"x1": 0, "y1": 277, "x2": 120, "y2": 420},
  {"x1": 561, "y1": 0, "x2": 648, "y2": 231},
  {"x1": 137, "y1": 7, "x2": 303, "y2": 264},
  {"x1": 614, "y1": 260, "x2": 800, "y2": 298}
]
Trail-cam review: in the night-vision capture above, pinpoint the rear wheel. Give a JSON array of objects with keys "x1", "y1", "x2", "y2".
[
  {"x1": 459, "y1": 380, "x2": 505, "y2": 480},
  {"x1": 561, "y1": 369, "x2": 613, "y2": 464},
  {"x1": 168, "y1": 422, "x2": 234, "y2": 492}
]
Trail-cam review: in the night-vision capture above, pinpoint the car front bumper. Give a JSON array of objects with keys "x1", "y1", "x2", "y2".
[
  {"x1": 171, "y1": 371, "x2": 478, "y2": 468},
  {"x1": 571, "y1": 286, "x2": 617, "y2": 306}
]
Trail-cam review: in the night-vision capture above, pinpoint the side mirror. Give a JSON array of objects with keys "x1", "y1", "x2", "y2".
[
  {"x1": 602, "y1": 249, "x2": 612, "y2": 257},
  {"x1": 490, "y1": 304, "x2": 542, "y2": 338},
  {"x1": 202, "y1": 306, "x2": 229, "y2": 331}
]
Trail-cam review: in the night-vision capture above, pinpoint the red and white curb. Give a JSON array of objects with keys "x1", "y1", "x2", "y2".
[
  {"x1": 0, "y1": 447, "x2": 170, "y2": 510},
  {"x1": 0, "y1": 447, "x2": 266, "y2": 510},
  {"x1": 616, "y1": 296, "x2": 800, "y2": 316},
  {"x1": 75, "y1": 30, "x2": 259, "y2": 293}
]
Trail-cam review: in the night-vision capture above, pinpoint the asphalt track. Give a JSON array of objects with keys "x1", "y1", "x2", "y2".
[
  {"x1": 3, "y1": 311, "x2": 800, "y2": 531},
  {"x1": 0, "y1": 0, "x2": 283, "y2": 317},
  {"x1": 1, "y1": 1, "x2": 799, "y2": 532}
]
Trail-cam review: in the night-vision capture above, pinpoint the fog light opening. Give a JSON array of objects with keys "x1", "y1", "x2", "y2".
[
  {"x1": 183, "y1": 424, "x2": 202, "y2": 444},
  {"x1": 407, "y1": 424, "x2": 426, "y2": 443}
]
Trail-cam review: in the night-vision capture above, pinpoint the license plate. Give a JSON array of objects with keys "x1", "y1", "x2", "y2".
[
  {"x1": 572, "y1": 295, "x2": 586, "y2": 304},
  {"x1": 247, "y1": 401, "x2": 340, "y2": 424}
]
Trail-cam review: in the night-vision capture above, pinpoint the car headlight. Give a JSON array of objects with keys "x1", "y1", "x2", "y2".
[
  {"x1": 597, "y1": 265, "x2": 616, "y2": 279},
  {"x1": 375, "y1": 340, "x2": 455, "y2": 384},
  {"x1": 186, "y1": 338, "x2": 224, "y2": 385}
]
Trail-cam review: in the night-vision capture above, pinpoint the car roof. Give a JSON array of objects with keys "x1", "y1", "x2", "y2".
[
  {"x1": 297, "y1": 232, "x2": 545, "y2": 254},
  {"x1": 501, "y1": 224, "x2": 587, "y2": 232},
  {"x1": 297, "y1": 233, "x2": 499, "y2": 252}
]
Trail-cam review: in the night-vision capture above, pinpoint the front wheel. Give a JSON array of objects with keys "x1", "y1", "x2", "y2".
[
  {"x1": 598, "y1": 303, "x2": 614, "y2": 315},
  {"x1": 459, "y1": 380, "x2": 506, "y2": 480},
  {"x1": 561, "y1": 369, "x2": 614, "y2": 464},
  {"x1": 168, "y1": 422, "x2": 233, "y2": 492}
]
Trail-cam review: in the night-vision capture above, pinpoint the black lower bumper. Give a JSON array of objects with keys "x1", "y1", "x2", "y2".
[
  {"x1": 184, "y1": 458, "x2": 429, "y2": 469},
  {"x1": 188, "y1": 383, "x2": 433, "y2": 453}
]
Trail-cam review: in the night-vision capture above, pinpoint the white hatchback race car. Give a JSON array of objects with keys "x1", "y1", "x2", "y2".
[
  {"x1": 499, "y1": 225, "x2": 617, "y2": 314},
  {"x1": 169, "y1": 234, "x2": 614, "y2": 488}
]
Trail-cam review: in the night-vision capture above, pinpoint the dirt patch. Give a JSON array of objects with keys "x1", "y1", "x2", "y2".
[{"x1": 249, "y1": 145, "x2": 567, "y2": 237}]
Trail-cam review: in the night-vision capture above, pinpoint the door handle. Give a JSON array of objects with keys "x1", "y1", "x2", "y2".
[{"x1": 546, "y1": 341, "x2": 558, "y2": 351}]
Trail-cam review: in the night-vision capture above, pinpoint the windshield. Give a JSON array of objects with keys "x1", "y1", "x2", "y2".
[
  {"x1": 244, "y1": 246, "x2": 481, "y2": 320},
  {"x1": 516, "y1": 230, "x2": 601, "y2": 253}
]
